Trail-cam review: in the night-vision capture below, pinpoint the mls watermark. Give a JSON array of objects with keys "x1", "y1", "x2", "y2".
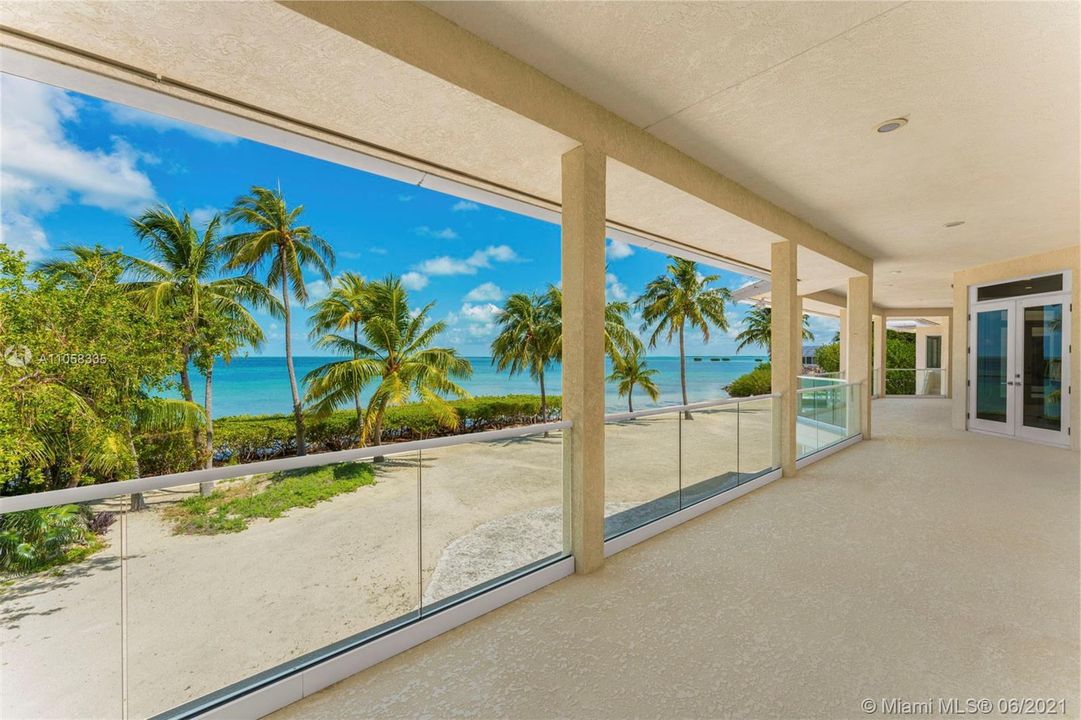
[
  {"x1": 862, "y1": 697, "x2": 1068, "y2": 715},
  {"x1": 3, "y1": 346, "x2": 109, "y2": 367}
]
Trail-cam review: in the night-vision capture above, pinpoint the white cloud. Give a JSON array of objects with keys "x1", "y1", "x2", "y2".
[
  {"x1": 414, "y1": 244, "x2": 520, "y2": 278},
  {"x1": 105, "y1": 104, "x2": 239, "y2": 144},
  {"x1": 414, "y1": 225, "x2": 459, "y2": 240},
  {"x1": 0, "y1": 75, "x2": 158, "y2": 260},
  {"x1": 401, "y1": 271, "x2": 429, "y2": 291},
  {"x1": 606, "y1": 272, "x2": 629, "y2": 301},
  {"x1": 369, "y1": 247, "x2": 388, "y2": 255},
  {"x1": 189, "y1": 205, "x2": 222, "y2": 228},
  {"x1": 464, "y1": 282, "x2": 503, "y2": 302},
  {"x1": 452, "y1": 200, "x2": 480, "y2": 212},
  {"x1": 416, "y1": 256, "x2": 475, "y2": 276},
  {"x1": 606, "y1": 239, "x2": 634, "y2": 260},
  {"x1": 459, "y1": 302, "x2": 503, "y2": 324}
]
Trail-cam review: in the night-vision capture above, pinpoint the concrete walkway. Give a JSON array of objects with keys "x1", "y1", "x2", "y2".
[{"x1": 271, "y1": 399, "x2": 1079, "y2": 719}]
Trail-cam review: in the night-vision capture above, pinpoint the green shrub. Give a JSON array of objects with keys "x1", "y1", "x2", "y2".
[
  {"x1": 727, "y1": 364, "x2": 772, "y2": 397},
  {"x1": 214, "y1": 394, "x2": 562, "y2": 462},
  {"x1": 164, "y1": 462, "x2": 375, "y2": 535},
  {"x1": 814, "y1": 343, "x2": 840, "y2": 373},
  {"x1": 0, "y1": 505, "x2": 101, "y2": 574}
]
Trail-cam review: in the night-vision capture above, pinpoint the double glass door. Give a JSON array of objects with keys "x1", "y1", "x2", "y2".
[{"x1": 970, "y1": 294, "x2": 1070, "y2": 445}]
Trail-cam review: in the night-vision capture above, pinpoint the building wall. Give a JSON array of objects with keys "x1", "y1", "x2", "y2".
[
  {"x1": 914, "y1": 319, "x2": 949, "y2": 395},
  {"x1": 951, "y1": 246, "x2": 1080, "y2": 450}
]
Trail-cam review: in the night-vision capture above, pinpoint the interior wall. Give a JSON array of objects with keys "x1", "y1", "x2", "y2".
[{"x1": 951, "y1": 246, "x2": 1080, "y2": 450}]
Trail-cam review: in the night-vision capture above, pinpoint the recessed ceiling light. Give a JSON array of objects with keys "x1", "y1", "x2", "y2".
[
  {"x1": 944, "y1": 220, "x2": 966, "y2": 228},
  {"x1": 876, "y1": 117, "x2": 908, "y2": 133},
  {"x1": 890, "y1": 270, "x2": 903, "y2": 275}
]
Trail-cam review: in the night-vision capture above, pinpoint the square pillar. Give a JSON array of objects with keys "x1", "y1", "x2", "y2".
[
  {"x1": 561, "y1": 145, "x2": 606, "y2": 575},
  {"x1": 846, "y1": 275, "x2": 873, "y2": 437},
  {"x1": 944, "y1": 314, "x2": 953, "y2": 399},
  {"x1": 770, "y1": 240, "x2": 799, "y2": 476},
  {"x1": 838, "y1": 308, "x2": 848, "y2": 373},
  {"x1": 873, "y1": 314, "x2": 886, "y2": 397}
]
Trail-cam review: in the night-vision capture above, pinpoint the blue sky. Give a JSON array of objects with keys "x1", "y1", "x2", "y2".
[{"x1": 0, "y1": 72, "x2": 837, "y2": 356}]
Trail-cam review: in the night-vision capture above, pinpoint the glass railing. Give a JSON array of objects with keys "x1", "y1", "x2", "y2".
[
  {"x1": 796, "y1": 381, "x2": 863, "y2": 459},
  {"x1": 884, "y1": 368, "x2": 948, "y2": 396},
  {"x1": 603, "y1": 394, "x2": 780, "y2": 540},
  {"x1": 0, "y1": 421, "x2": 569, "y2": 720},
  {"x1": 798, "y1": 373, "x2": 846, "y2": 390}
]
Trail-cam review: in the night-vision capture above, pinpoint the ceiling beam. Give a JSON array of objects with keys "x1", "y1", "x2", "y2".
[{"x1": 280, "y1": 1, "x2": 874, "y2": 276}]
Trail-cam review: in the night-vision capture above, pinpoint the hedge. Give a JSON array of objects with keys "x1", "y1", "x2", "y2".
[
  {"x1": 727, "y1": 364, "x2": 772, "y2": 398},
  {"x1": 213, "y1": 394, "x2": 562, "y2": 463}
]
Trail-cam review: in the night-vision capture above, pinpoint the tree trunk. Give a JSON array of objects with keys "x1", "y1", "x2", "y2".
[
  {"x1": 371, "y1": 407, "x2": 385, "y2": 463},
  {"x1": 179, "y1": 348, "x2": 203, "y2": 462},
  {"x1": 539, "y1": 367, "x2": 549, "y2": 437},
  {"x1": 200, "y1": 359, "x2": 215, "y2": 495},
  {"x1": 628, "y1": 386, "x2": 634, "y2": 413},
  {"x1": 129, "y1": 437, "x2": 147, "y2": 512},
  {"x1": 353, "y1": 321, "x2": 363, "y2": 447},
  {"x1": 281, "y1": 266, "x2": 306, "y2": 456},
  {"x1": 679, "y1": 324, "x2": 691, "y2": 420}
]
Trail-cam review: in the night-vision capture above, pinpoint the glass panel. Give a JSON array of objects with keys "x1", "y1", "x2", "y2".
[
  {"x1": 126, "y1": 453, "x2": 420, "y2": 718},
  {"x1": 975, "y1": 309, "x2": 1010, "y2": 422},
  {"x1": 1022, "y1": 304, "x2": 1064, "y2": 431},
  {"x1": 420, "y1": 431, "x2": 564, "y2": 613},
  {"x1": 1, "y1": 496, "x2": 125, "y2": 720},
  {"x1": 604, "y1": 412, "x2": 679, "y2": 538},
  {"x1": 977, "y1": 274, "x2": 1062, "y2": 301},
  {"x1": 679, "y1": 406, "x2": 738, "y2": 506},
  {"x1": 926, "y1": 336, "x2": 942, "y2": 368},
  {"x1": 847, "y1": 384, "x2": 863, "y2": 438},
  {"x1": 737, "y1": 397, "x2": 775, "y2": 482}
]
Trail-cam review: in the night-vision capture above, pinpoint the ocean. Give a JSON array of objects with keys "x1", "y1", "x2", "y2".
[{"x1": 169, "y1": 355, "x2": 767, "y2": 418}]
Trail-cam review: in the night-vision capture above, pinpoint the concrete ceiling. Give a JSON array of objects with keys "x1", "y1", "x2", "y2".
[
  {"x1": 3, "y1": 1, "x2": 1077, "y2": 310},
  {"x1": 427, "y1": 1, "x2": 1081, "y2": 307}
]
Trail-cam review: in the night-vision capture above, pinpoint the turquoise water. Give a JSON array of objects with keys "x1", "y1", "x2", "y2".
[{"x1": 172, "y1": 355, "x2": 767, "y2": 418}]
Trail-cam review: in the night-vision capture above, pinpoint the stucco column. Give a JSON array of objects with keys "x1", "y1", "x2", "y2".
[
  {"x1": 561, "y1": 145, "x2": 606, "y2": 574},
  {"x1": 873, "y1": 314, "x2": 886, "y2": 397},
  {"x1": 847, "y1": 275, "x2": 873, "y2": 437},
  {"x1": 838, "y1": 308, "x2": 848, "y2": 374},
  {"x1": 770, "y1": 240, "x2": 799, "y2": 476},
  {"x1": 951, "y1": 280, "x2": 968, "y2": 429},
  {"x1": 944, "y1": 314, "x2": 953, "y2": 399}
]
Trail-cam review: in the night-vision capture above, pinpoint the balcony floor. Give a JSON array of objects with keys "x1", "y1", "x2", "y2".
[{"x1": 272, "y1": 399, "x2": 1079, "y2": 719}]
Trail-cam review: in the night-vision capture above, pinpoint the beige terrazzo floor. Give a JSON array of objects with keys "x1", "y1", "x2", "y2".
[{"x1": 271, "y1": 399, "x2": 1080, "y2": 720}]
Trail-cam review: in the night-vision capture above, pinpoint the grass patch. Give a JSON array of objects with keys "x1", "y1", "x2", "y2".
[{"x1": 164, "y1": 462, "x2": 376, "y2": 535}]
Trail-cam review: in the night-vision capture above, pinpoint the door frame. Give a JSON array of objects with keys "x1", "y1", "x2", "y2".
[
  {"x1": 968, "y1": 299, "x2": 1015, "y2": 435},
  {"x1": 1014, "y1": 294, "x2": 1071, "y2": 446},
  {"x1": 967, "y1": 269, "x2": 1073, "y2": 447}
]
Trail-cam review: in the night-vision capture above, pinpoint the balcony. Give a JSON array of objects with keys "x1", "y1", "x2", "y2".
[{"x1": 268, "y1": 398, "x2": 1079, "y2": 719}]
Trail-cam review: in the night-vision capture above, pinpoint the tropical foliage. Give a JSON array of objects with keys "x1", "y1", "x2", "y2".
[
  {"x1": 726, "y1": 363, "x2": 773, "y2": 398},
  {"x1": 607, "y1": 350, "x2": 660, "y2": 412},
  {"x1": 224, "y1": 186, "x2": 335, "y2": 456},
  {"x1": 491, "y1": 292, "x2": 560, "y2": 422},
  {"x1": 636, "y1": 257, "x2": 730, "y2": 416},
  {"x1": 303, "y1": 278, "x2": 472, "y2": 452},
  {"x1": 733, "y1": 305, "x2": 815, "y2": 358}
]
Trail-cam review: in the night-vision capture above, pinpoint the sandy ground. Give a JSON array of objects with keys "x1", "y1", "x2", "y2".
[{"x1": 1, "y1": 406, "x2": 779, "y2": 720}]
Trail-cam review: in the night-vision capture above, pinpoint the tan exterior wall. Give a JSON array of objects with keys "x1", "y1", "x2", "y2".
[{"x1": 951, "y1": 246, "x2": 1080, "y2": 450}]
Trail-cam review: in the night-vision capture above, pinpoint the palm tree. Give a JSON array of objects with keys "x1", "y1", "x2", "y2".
[
  {"x1": 224, "y1": 186, "x2": 335, "y2": 456},
  {"x1": 733, "y1": 305, "x2": 815, "y2": 359},
  {"x1": 491, "y1": 292, "x2": 560, "y2": 423},
  {"x1": 543, "y1": 285, "x2": 642, "y2": 362},
  {"x1": 124, "y1": 205, "x2": 277, "y2": 489},
  {"x1": 635, "y1": 257, "x2": 731, "y2": 419},
  {"x1": 608, "y1": 350, "x2": 661, "y2": 412},
  {"x1": 304, "y1": 277, "x2": 472, "y2": 458},
  {"x1": 307, "y1": 272, "x2": 368, "y2": 440}
]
